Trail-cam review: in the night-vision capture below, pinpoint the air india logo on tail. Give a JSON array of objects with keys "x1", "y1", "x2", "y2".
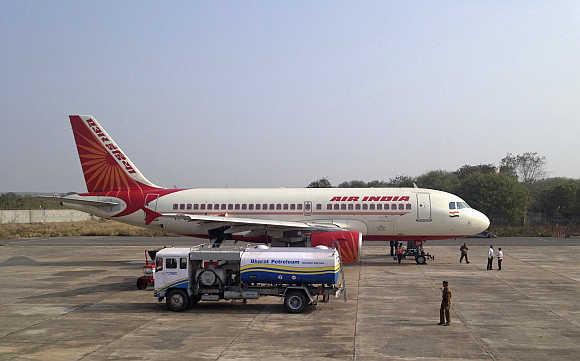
[{"x1": 86, "y1": 119, "x2": 136, "y2": 174}]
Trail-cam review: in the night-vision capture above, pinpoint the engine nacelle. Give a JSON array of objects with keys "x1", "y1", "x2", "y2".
[{"x1": 310, "y1": 231, "x2": 362, "y2": 264}]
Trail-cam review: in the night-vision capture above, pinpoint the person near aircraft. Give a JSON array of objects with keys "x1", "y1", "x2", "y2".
[
  {"x1": 438, "y1": 280, "x2": 452, "y2": 326},
  {"x1": 487, "y1": 245, "x2": 494, "y2": 270},
  {"x1": 459, "y1": 242, "x2": 469, "y2": 264},
  {"x1": 497, "y1": 247, "x2": 503, "y2": 270}
]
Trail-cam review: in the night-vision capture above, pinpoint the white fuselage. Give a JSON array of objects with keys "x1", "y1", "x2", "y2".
[{"x1": 74, "y1": 187, "x2": 490, "y2": 241}]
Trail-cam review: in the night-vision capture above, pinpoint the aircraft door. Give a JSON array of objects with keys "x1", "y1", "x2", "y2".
[
  {"x1": 144, "y1": 194, "x2": 159, "y2": 212},
  {"x1": 416, "y1": 193, "x2": 432, "y2": 222},
  {"x1": 303, "y1": 201, "x2": 312, "y2": 216}
]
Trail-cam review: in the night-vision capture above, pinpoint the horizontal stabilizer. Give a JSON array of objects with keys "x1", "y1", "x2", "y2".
[{"x1": 36, "y1": 196, "x2": 119, "y2": 208}]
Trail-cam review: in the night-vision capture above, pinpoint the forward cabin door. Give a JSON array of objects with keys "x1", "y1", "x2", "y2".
[{"x1": 416, "y1": 193, "x2": 432, "y2": 222}]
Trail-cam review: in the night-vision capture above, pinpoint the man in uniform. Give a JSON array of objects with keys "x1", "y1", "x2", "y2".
[
  {"x1": 438, "y1": 280, "x2": 452, "y2": 326},
  {"x1": 459, "y1": 242, "x2": 470, "y2": 264}
]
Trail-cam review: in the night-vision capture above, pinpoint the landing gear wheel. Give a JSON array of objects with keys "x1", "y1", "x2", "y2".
[
  {"x1": 284, "y1": 291, "x2": 307, "y2": 313},
  {"x1": 416, "y1": 255, "x2": 427, "y2": 265},
  {"x1": 136, "y1": 276, "x2": 148, "y2": 290},
  {"x1": 166, "y1": 290, "x2": 190, "y2": 312}
]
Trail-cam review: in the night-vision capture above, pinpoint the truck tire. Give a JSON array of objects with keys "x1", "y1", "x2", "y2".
[
  {"x1": 136, "y1": 276, "x2": 148, "y2": 290},
  {"x1": 166, "y1": 290, "x2": 189, "y2": 312},
  {"x1": 284, "y1": 290, "x2": 308, "y2": 313},
  {"x1": 416, "y1": 255, "x2": 427, "y2": 265}
]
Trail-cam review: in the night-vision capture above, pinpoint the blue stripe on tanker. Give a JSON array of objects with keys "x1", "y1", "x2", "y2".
[{"x1": 241, "y1": 270, "x2": 339, "y2": 284}]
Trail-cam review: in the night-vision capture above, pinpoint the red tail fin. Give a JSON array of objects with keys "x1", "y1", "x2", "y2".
[{"x1": 69, "y1": 115, "x2": 160, "y2": 192}]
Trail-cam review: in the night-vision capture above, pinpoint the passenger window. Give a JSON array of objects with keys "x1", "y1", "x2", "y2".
[
  {"x1": 369, "y1": 204, "x2": 375, "y2": 210},
  {"x1": 334, "y1": 204, "x2": 340, "y2": 210},
  {"x1": 449, "y1": 202, "x2": 456, "y2": 210},
  {"x1": 283, "y1": 204, "x2": 289, "y2": 210},
  {"x1": 348, "y1": 204, "x2": 354, "y2": 210},
  {"x1": 255, "y1": 204, "x2": 261, "y2": 210},
  {"x1": 391, "y1": 204, "x2": 397, "y2": 210},
  {"x1": 200, "y1": 204, "x2": 206, "y2": 210},
  {"x1": 297, "y1": 204, "x2": 303, "y2": 210},
  {"x1": 166, "y1": 258, "x2": 177, "y2": 269},
  {"x1": 398, "y1": 204, "x2": 405, "y2": 210},
  {"x1": 186, "y1": 204, "x2": 192, "y2": 210},
  {"x1": 221, "y1": 204, "x2": 226, "y2": 210},
  {"x1": 355, "y1": 204, "x2": 361, "y2": 210},
  {"x1": 179, "y1": 204, "x2": 185, "y2": 210},
  {"x1": 377, "y1": 204, "x2": 382, "y2": 210},
  {"x1": 156, "y1": 257, "x2": 163, "y2": 271},
  {"x1": 276, "y1": 204, "x2": 282, "y2": 210},
  {"x1": 214, "y1": 204, "x2": 219, "y2": 210},
  {"x1": 406, "y1": 204, "x2": 411, "y2": 210},
  {"x1": 327, "y1": 204, "x2": 332, "y2": 210},
  {"x1": 180, "y1": 257, "x2": 187, "y2": 269},
  {"x1": 316, "y1": 204, "x2": 321, "y2": 210},
  {"x1": 235, "y1": 204, "x2": 240, "y2": 210},
  {"x1": 262, "y1": 204, "x2": 268, "y2": 210},
  {"x1": 363, "y1": 204, "x2": 368, "y2": 210},
  {"x1": 207, "y1": 204, "x2": 212, "y2": 210},
  {"x1": 172, "y1": 204, "x2": 178, "y2": 210},
  {"x1": 228, "y1": 204, "x2": 233, "y2": 210},
  {"x1": 193, "y1": 204, "x2": 199, "y2": 210},
  {"x1": 340, "y1": 204, "x2": 345, "y2": 210},
  {"x1": 269, "y1": 204, "x2": 275, "y2": 210},
  {"x1": 242, "y1": 204, "x2": 247, "y2": 210},
  {"x1": 290, "y1": 204, "x2": 295, "y2": 210},
  {"x1": 249, "y1": 204, "x2": 254, "y2": 210}
]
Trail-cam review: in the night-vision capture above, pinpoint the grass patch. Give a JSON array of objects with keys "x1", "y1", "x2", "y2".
[{"x1": 0, "y1": 219, "x2": 165, "y2": 239}]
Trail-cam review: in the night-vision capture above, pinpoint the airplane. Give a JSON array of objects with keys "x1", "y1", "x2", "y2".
[{"x1": 46, "y1": 115, "x2": 490, "y2": 264}]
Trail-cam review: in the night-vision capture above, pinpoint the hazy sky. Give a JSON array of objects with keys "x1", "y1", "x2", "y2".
[{"x1": 1, "y1": 1, "x2": 580, "y2": 192}]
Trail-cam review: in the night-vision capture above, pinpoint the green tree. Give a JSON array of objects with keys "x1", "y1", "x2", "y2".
[
  {"x1": 307, "y1": 178, "x2": 332, "y2": 188},
  {"x1": 456, "y1": 164, "x2": 497, "y2": 178},
  {"x1": 500, "y1": 152, "x2": 546, "y2": 184},
  {"x1": 385, "y1": 175, "x2": 416, "y2": 188},
  {"x1": 457, "y1": 173, "x2": 529, "y2": 225},
  {"x1": 338, "y1": 180, "x2": 368, "y2": 188},
  {"x1": 415, "y1": 170, "x2": 460, "y2": 193}
]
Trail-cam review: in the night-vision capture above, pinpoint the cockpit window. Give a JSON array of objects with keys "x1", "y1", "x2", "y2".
[
  {"x1": 457, "y1": 202, "x2": 471, "y2": 209},
  {"x1": 449, "y1": 202, "x2": 456, "y2": 210}
]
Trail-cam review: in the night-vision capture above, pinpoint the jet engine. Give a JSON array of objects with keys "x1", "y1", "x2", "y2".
[{"x1": 310, "y1": 231, "x2": 362, "y2": 264}]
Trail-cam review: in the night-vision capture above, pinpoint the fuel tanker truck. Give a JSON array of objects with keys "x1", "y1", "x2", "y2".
[{"x1": 153, "y1": 245, "x2": 345, "y2": 313}]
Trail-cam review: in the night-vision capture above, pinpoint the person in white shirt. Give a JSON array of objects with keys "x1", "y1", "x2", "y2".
[
  {"x1": 497, "y1": 248, "x2": 503, "y2": 270},
  {"x1": 487, "y1": 245, "x2": 494, "y2": 270}
]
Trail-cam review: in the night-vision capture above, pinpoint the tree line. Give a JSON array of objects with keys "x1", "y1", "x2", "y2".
[{"x1": 308, "y1": 152, "x2": 580, "y2": 226}]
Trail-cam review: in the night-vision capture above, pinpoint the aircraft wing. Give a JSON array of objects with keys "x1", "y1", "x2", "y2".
[
  {"x1": 159, "y1": 213, "x2": 345, "y2": 233},
  {"x1": 35, "y1": 196, "x2": 119, "y2": 208}
]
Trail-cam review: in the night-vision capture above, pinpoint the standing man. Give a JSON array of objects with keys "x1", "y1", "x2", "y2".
[
  {"x1": 389, "y1": 241, "x2": 395, "y2": 256},
  {"x1": 438, "y1": 280, "x2": 452, "y2": 326},
  {"x1": 459, "y1": 243, "x2": 470, "y2": 264},
  {"x1": 497, "y1": 248, "x2": 503, "y2": 270},
  {"x1": 487, "y1": 245, "x2": 494, "y2": 270}
]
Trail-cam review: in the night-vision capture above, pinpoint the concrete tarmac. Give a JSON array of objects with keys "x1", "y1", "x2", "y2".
[{"x1": 1, "y1": 236, "x2": 580, "y2": 360}]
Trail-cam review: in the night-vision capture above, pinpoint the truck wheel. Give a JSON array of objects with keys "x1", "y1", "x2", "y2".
[
  {"x1": 166, "y1": 290, "x2": 189, "y2": 312},
  {"x1": 136, "y1": 276, "x2": 148, "y2": 290},
  {"x1": 284, "y1": 291, "x2": 307, "y2": 313},
  {"x1": 416, "y1": 255, "x2": 427, "y2": 265}
]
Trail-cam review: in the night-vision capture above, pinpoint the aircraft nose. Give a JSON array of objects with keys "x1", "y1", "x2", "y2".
[{"x1": 475, "y1": 211, "x2": 490, "y2": 233}]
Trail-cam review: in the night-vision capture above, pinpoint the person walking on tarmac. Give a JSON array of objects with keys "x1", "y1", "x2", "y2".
[
  {"x1": 497, "y1": 248, "x2": 504, "y2": 270},
  {"x1": 438, "y1": 280, "x2": 452, "y2": 326},
  {"x1": 396, "y1": 243, "x2": 405, "y2": 264},
  {"x1": 487, "y1": 245, "x2": 494, "y2": 270},
  {"x1": 459, "y1": 242, "x2": 470, "y2": 264}
]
